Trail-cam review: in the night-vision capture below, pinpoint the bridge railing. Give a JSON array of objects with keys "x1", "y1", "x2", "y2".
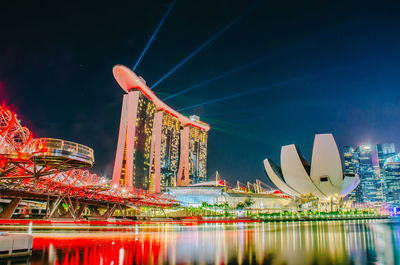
[{"x1": 25, "y1": 138, "x2": 94, "y2": 166}]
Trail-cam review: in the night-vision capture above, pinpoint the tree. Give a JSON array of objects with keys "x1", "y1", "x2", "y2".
[
  {"x1": 236, "y1": 202, "x2": 245, "y2": 209},
  {"x1": 201, "y1": 202, "x2": 210, "y2": 208},
  {"x1": 243, "y1": 198, "x2": 255, "y2": 208}
]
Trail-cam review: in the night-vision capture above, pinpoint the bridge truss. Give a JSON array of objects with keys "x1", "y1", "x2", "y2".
[{"x1": 0, "y1": 106, "x2": 176, "y2": 219}]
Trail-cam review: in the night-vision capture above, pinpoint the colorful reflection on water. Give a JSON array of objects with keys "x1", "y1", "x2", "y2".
[{"x1": 28, "y1": 219, "x2": 399, "y2": 265}]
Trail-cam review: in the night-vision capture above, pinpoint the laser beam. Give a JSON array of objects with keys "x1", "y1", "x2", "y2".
[
  {"x1": 177, "y1": 75, "x2": 311, "y2": 112},
  {"x1": 151, "y1": 0, "x2": 260, "y2": 89},
  {"x1": 178, "y1": 55, "x2": 372, "y2": 112},
  {"x1": 200, "y1": 106, "x2": 270, "y2": 118},
  {"x1": 163, "y1": 55, "x2": 267, "y2": 101},
  {"x1": 132, "y1": 0, "x2": 176, "y2": 71}
]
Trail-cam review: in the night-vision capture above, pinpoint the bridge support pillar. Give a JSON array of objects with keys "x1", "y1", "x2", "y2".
[
  {"x1": 0, "y1": 197, "x2": 22, "y2": 219},
  {"x1": 87, "y1": 205, "x2": 101, "y2": 217},
  {"x1": 48, "y1": 196, "x2": 87, "y2": 220},
  {"x1": 87, "y1": 204, "x2": 117, "y2": 220},
  {"x1": 48, "y1": 196, "x2": 74, "y2": 219},
  {"x1": 75, "y1": 204, "x2": 87, "y2": 219},
  {"x1": 104, "y1": 204, "x2": 117, "y2": 219},
  {"x1": 50, "y1": 203, "x2": 72, "y2": 219}
]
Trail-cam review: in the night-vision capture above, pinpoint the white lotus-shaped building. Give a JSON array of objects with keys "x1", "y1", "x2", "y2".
[{"x1": 264, "y1": 134, "x2": 359, "y2": 200}]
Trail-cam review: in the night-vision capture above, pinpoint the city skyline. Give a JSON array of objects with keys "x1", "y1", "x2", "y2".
[
  {"x1": 1, "y1": 1, "x2": 400, "y2": 183},
  {"x1": 343, "y1": 142, "x2": 400, "y2": 209}
]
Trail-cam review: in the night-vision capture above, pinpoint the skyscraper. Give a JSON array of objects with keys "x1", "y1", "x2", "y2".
[
  {"x1": 176, "y1": 118, "x2": 208, "y2": 186},
  {"x1": 112, "y1": 90, "x2": 155, "y2": 190},
  {"x1": 357, "y1": 145, "x2": 377, "y2": 203},
  {"x1": 188, "y1": 116, "x2": 208, "y2": 184},
  {"x1": 344, "y1": 145, "x2": 385, "y2": 205},
  {"x1": 377, "y1": 143, "x2": 396, "y2": 170},
  {"x1": 343, "y1": 146, "x2": 360, "y2": 202},
  {"x1": 376, "y1": 143, "x2": 397, "y2": 207},
  {"x1": 111, "y1": 65, "x2": 210, "y2": 192},
  {"x1": 343, "y1": 146, "x2": 358, "y2": 177},
  {"x1": 382, "y1": 153, "x2": 400, "y2": 208},
  {"x1": 148, "y1": 111, "x2": 181, "y2": 192}
]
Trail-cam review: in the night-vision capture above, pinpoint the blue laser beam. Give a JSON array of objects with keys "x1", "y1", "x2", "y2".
[
  {"x1": 151, "y1": 0, "x2": 260, "y2": 89},
  {"x1": 201, "y1": 99, "x2": 320, "y2": 119},
  {"x1": 164, "y1": 43, "x2": 306, "y2": 101},
  {"x1": 183, "y1": 57, "x2": 375, "y2": 111},
  {"x1": 177, "y1": 75, "x2": 311, "y2": 112},
  {"x1": 132, "y1": 0, "x2": 177, "y2": 71},
  {"x1": 163, "y1": 55, "x2": 266, "y2": 101},
  {"x1": 200, "y1": 106, "x2": 270, "y2": 118},
  {"x1": 164, "y1": 29, "x2": 348, "y2": 100},
  {"x1": 178, "y1": 59, "x2": 358, "y2": 112}
]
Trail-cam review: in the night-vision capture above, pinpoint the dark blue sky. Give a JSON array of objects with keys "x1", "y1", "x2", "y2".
[{"x1": 1, "y1": 0, "x2": 400, "y2": 184}]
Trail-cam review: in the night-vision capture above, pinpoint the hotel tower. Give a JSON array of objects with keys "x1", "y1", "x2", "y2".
[{"x1": 111, "y1": 65, "x2": 210, "y2": 192}]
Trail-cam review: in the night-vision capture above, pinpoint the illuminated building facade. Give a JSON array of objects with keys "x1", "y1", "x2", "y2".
[
  {"x1": 382, "y1": 153, "x2": 400, "y2": 208},
  {"x1": 343, "y1": 146, "x2": 359, "y2": 202},
  {"x1": 112, "y1": 90, "x2": 155, "y2": 190},
  {"x1": 148, "y1": 111, "x2": 181, "y2": 192},
  {"x1": 356, "y1": 145, "x2": 377, "y2": 203},
  {"x1": 167, "y1": 186, "x2": 289, "y2": 208},
  {"x1": 344, "y1": 145, "x2": 384, "y2": 204},
  {"x1": 111, "y1": 65, "x2": 210, "y2": 192},
  {"x1": 133, "y1": 93, "x2": 155, "y2": 189},
  {"x1": 343, "y1": 146, "x2": 359, "y2": 177},
  {"x1": 176, "y1": 118, "x2": 208, "y2": 186},
  {"x1": 377, "y1": 143, "x2": 396, "y2": 169},
  {"x1": 376, "y1": 143, "x2": 396, "y2": 204},
  {"x1": 160, "y1": 113, "x2": 180, "y2": 188},
  {"x1": 356, "y1": 145, "x2": 385, "y2": 203},
  {"x1": 188, "y1": 116, "x2": 208, "y2": 184}
]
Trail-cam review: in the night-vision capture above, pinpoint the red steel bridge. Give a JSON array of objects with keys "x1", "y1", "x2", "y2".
[{"x1": 0, "y1": 106, "x2": 176, "y2": 220}]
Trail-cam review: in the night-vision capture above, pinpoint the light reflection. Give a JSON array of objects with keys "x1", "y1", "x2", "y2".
[{"x1": 27, "y1": 220, "x2": 400, "y2": 265}]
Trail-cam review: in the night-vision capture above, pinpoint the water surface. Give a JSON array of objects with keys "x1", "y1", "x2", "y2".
[{"x1": 29, "y1": 219, "x2": 400, "y2": 265}]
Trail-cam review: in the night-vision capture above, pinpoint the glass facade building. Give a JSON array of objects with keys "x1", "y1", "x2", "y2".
[
  {"x1": 377, "y1": 143, "x2": 396, "y2": 169},
  {"x1": 132, "y1": 92, "x2": 155, "y2": 189},
  {"x1": 343, "y1": 144, "x2": 396, "y2": 205},
  {"x1": 343, "y1": 146, "x2": 359, "y2": 202},
  {"x1": 382, "y1": 154, "x2": 400, "y2": 208},
  {"x1": 343, "y1": 146, "x2": 358, "y2": 177},
  {"x1": 159, "y1": 113, "x2": 180, "y2": 190},
  {"x1": 189, "y1": 126, "x2": 208, "y2": 184},
  {"x1": 117, "y1": 91, "x2": 155, "y2": 190},
  {"x1": 377, "y1": 143, "x2": 396, "y2": 205},
  {"x1": 357, "y1": 145, "x2": 381, "y2": 203}
]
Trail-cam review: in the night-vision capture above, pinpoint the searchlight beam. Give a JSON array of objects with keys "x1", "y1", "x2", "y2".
[
  {"x1": 151, "y1": 0, "x2": 260, "y2": 89},
  {"x1": 132, "y1": 0, "x2": 177, "y2": 71}
]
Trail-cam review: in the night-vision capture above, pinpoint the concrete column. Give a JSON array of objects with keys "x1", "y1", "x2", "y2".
[
  {"x1": 0, "y1": 198, "x2": 22, "y2": 219},
  {"x1": 112, "y1": 92, "x2": 140, "y2": 189},
  {"x1": 177, "y1": 126, "x2": 190, "y2": 186},
  {"x1": 149, "y1": 111, "x2": 163, "y2": 193}
]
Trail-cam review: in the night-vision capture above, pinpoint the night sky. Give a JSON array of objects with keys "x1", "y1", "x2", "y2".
[{"x1": 1, "y1": 1, "x2": 400, "y2": 185}]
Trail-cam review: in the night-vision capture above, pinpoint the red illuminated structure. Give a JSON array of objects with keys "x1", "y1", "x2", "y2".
[{"x1": 0, "y1": 106, "x2": 176, "y2": 220}]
